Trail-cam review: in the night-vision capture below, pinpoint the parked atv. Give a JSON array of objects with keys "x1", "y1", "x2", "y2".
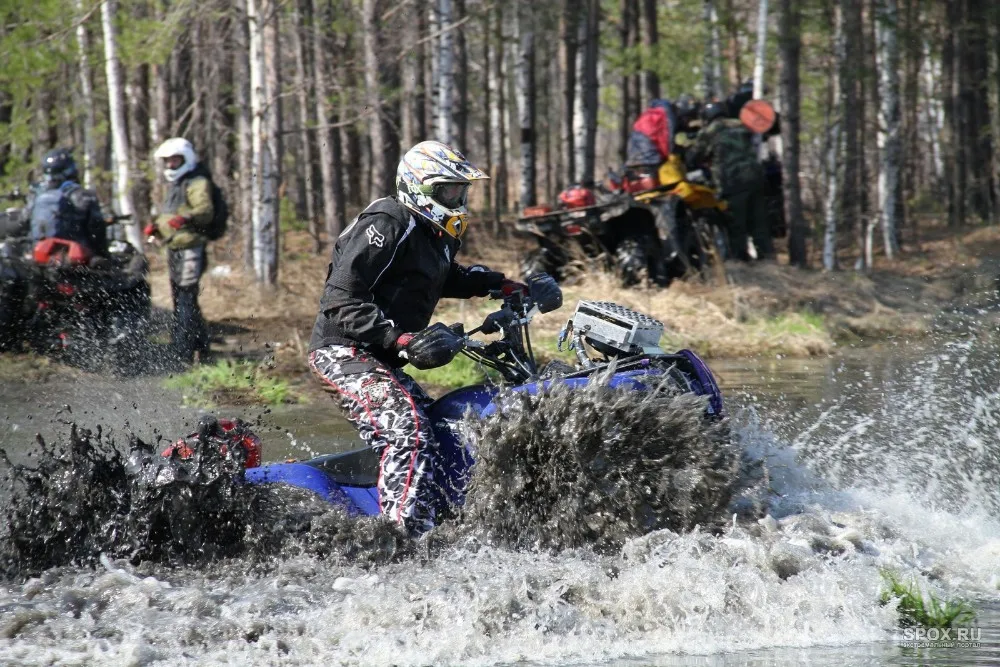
[
  {"x1": 515, "y1": 186, "x2": 671, "y2": 287},
  {"x1": 622, "y1": 154, "x2": 730, "y2": 281},
  {"x1": 0, "y1": 219, "x2": 150, "y2": 371}
]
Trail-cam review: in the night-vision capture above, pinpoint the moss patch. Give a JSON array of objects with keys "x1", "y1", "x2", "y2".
[{"x1": 163, "y1": 359, "x2": 304, "y2": 408}]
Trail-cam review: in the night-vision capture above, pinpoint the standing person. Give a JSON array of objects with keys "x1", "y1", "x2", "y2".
[
  {"x1": 24, "y1": 148, "x2": 109, "y2": 259},
  {"x1": 687, "y1": 102, "x2": 773, "y2": 261},
  {"x1": 308, "y1": 140, "x2": 560, "y2": 536},
  {"x1": 145, "y1": 138, "x2": 215, "y2": 363}
]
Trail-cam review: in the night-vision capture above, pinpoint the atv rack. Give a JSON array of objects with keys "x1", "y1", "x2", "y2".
[{"x1": 562, "y1": 300, "x2": 665, "y2": 359}]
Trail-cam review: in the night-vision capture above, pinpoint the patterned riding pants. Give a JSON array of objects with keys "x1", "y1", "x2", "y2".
[{"x1": 309, "y1": 344, "x2": 438, "y2": 535}]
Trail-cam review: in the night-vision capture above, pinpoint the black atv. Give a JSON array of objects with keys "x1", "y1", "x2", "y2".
[{"x1": 515, "y1": 185, "x2": 671, "y2": 287}]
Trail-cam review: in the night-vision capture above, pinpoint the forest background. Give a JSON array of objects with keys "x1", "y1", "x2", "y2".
[{"x1": 0, "y1": 0, "x2": 994, "y2": 284}]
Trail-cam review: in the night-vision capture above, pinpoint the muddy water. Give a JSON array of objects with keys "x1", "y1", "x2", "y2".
[{"x1": 3, "y1": 339, "x2": 1000, "y2": 666}]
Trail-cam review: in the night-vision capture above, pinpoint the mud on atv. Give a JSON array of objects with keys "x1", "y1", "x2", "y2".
[
  {"x1": 516, "y1": 172, "x2": 726, "y2": 287},
  {"x1": 0, "y1": 233, "x2": 151, "y2": 373},
  {"x1": 516, "y1": 190, "x2": 673, "y2": 287}
]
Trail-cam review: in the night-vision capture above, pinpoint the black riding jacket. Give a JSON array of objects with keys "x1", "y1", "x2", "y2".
[{"x1": 309, "y1": 197, "x2": 505, "y2": 367}]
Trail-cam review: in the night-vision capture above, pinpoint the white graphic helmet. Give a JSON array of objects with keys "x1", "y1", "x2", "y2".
[
  {"x1": 395, "y1": 141, "x2": 489, "y2": 239},
  {"x1": 154, "y1": 137, "x2": 198, "y2": 183}
]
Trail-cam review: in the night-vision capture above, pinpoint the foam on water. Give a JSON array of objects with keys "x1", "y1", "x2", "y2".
[{"x1": 3, "y1": 343, "x2": 1000, "y2": 665}]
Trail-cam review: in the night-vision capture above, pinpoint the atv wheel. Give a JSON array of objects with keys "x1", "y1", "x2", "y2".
[
  {"x1": 615, "y1": 235, "x2": 650, "y2": 287},
  {"x1": 520, "y1": 247, "x2": 565, "y2": 281}
]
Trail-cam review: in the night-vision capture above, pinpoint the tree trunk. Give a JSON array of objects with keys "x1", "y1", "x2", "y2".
[
  {"x1": 703, "y1": 0, "x2": 722, "y2": 100},
  {"x1": 437, "y1": 0, "x2": 454, "y2": 144},
  {"x1": 73, "y1": 0, "x2": 96, "y2": 189},
  {"x1": 233, "y1": 0, "x2": 254, "y2": 269},
  {"x1": 942, "y1": 1, "x2": 962, "y2": 228},
  {"x1": 128, "y1": 63, "x2": 151, "y2": 227},
  {"x1": 724, "y1": 0, "x2": 742, "y2": 90},
  {"x1": 362, "y1": 0, "x2": 390, "y2": 198},
  {"x1": 455, "y1": 0, "x2": 468, "y2": 151},
  {"x1": 401, "y1": 2, "x2": 420, "y2": 148},
  {"x1": 291, "y1": 0, "x2": 319, "y2": 251},
  {"x1": 574, "y1": 0, "x2": 599, "y2": 185},
  {"x1": 875, "y1": 0, "x2": 901, "y2": 259},
  {"x1": 752, "y1": 0, "x2": 769, "y2": 100},
  {"x1": 312, "y1": 0, "x2": 344, "y2": 240},
  {"x1": 779, "y1": 0, "x2": 807, "y2": 266},
  {"x1": 560, "y1": 0, "x2": 578, "y2": 185},
  {"x1": 248, "y1": 0, "x2": 280, "y2": 284},
  {"x1": 619, "y1": 0, "x2": 634, "y2": 164},
  {"x1": 841, "y1": 0, "x2": 861, "y2": 264},
  {"x1": 516, "y1": 0, "x2": 536, "y2": 209},
  {"x1": 491, "y1": 3, "x2": 507, "y2": 224},
  {"x1": 641, "y1": 0, "x2": 660, "y2": 102},
  {"x1": 101, "y1": 0, "x2": 140, "y2": 250},
  {"x1": 482, "y1": 9, "x2": 493, "y2": 213},
  {"x1": 823, "y1": 2, "x2": 845, "y2": 271}
]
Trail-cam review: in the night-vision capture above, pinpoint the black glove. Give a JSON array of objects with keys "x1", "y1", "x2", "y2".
[
  {"x1": 396, "y1": 323, "x2": 464, "y2": 370},
  {"x1": 527, "y1": 273, "x2": 563, "y2": 313},
  {"x1": 481, "y1": 307, "x2": 517, "y2": 334}
]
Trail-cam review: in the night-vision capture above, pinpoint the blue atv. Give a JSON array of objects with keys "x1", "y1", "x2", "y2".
[{"x1": 241, "y1": 293, "x2": 724, "y2": 518}]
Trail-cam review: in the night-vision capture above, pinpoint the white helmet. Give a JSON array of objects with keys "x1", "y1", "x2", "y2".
[{"x1": 154, "y1": 137, "x2": 197, "y2": 183}]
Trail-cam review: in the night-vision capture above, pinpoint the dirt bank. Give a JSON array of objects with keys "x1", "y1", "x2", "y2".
[{"x1": 149, "y1": 221, "x2": 1000, "y2": 367}]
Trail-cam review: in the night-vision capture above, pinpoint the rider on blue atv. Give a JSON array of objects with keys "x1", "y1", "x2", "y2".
[{"x1": 308, "y1": 140, "x2": 561, "y2": 536}]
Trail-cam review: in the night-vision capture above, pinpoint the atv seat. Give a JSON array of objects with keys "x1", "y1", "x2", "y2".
[{"x1": 304, "y1": 447, "x2": 380, "y2": 487}]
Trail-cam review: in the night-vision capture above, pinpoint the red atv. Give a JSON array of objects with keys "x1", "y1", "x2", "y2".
[{"x1": 0, "y1": 227, "x2": 150, "y2": 371}]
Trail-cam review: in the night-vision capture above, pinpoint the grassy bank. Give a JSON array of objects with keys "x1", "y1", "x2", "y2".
[
  {"x1": 140, "y1": 221, "x2": 1000, "y2": 395},
  {"x1": 163, "y1": 359, "x2": 305, "y2": 408}
]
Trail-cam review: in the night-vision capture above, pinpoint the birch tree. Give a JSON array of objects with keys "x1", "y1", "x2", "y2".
[
  {"x1": 101, "y1": 0, "x2": 140, "y2": 250},
  {"x1": 702, "y1": 0, "x2": 722, "y2": 100},
  {"x1": 780, "y1": 0, "x2": 807, "y2": 267},
  {"x1": 233, "y1": 0, "x2": 254, "y2": 269},
  {"x1": 489, "y1": 4, "x2": 507, "y2": 222},
  {"x1": 876, "y1": 0, "x2": 901, "y2": 259},
  {"x1": 516, "y1": 0, "x2": 536, "y2": 208},
  {"x1": 752, "y1": 0, "x2": 769, "y2": 100},
  {"x1": 73, "y1": 0, "x2": 96, "y2": 189},
  {"x1": 437, "y1": 0, "x2": 454, "y2": 144},
  {"x1": 248, "y1": 0, "x2": 280, "y2": 284},
  {"x1": 822, "y1": 3, "x2": 845, "y2": 271}
]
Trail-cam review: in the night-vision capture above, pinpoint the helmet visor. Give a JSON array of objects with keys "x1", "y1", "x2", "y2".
[{"x1": 433, "y1": 182, "x2": 470, "y2": 209}]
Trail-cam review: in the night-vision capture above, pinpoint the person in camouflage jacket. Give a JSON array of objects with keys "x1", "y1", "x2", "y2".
[
  {"x1": 687, "y1": 102, "x2": 773, "y2": 261},
  {"x1": 145, "y1": 137, "x2": 213, "y2": 363}
]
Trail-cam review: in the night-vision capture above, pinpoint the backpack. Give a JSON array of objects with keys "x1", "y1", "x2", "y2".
[
  {"x1": 204, "y1": 179, "x2": 229, "y2": 241},
  {"x1": 189, "y1": 163, "x2": 229, "y2": 241},
  {"x1": 625, "y1": 99, "x2": 679, "y2": 167}
]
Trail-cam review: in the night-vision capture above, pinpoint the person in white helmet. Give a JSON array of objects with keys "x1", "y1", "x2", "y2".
[
  {"x1": 147, "y1": 137, "x2": 214, "y2": 363},
  {"x1": 308, "y1": 140, "x2": 561, "y2": 536}
]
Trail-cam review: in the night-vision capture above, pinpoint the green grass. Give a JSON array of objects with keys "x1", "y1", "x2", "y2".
[
  {"x1": 407, "y1": 334, "x2": 578, "y2": 391},
  {"x1": 761, "y1": 311, "x2": 826, "y2": 337},
  {"x1": 163, "y1": 359, "x2": 302, "y2": 408},
  {"x1": 880, "y1": 570, "x2": 976, "y2": 629},
  {"x1": 408, "y1": 354, "x2": 492, "y2": 390}
]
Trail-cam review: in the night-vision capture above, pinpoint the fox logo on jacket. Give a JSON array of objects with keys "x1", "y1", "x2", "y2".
[{"x1": 366, "y1": 225, "x2": 385, "y2": 248}]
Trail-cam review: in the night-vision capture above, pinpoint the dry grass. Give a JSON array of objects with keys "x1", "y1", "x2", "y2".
[{"x1": 145, "y1": 220, "x2": 1000, "y2": 376}]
